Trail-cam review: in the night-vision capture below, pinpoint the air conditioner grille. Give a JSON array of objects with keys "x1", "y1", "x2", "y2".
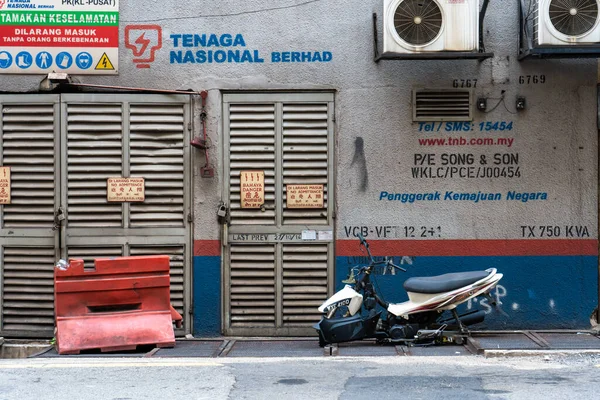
[
  {"x1": 413, "y1": 90, "x2": 472, "y2": 122},
  {"x1": 549, "y1": 0, "x2": 598, "y2": 36},
  {"x1": 393, "y1": 0, "x2": 443, "y2": 45}
]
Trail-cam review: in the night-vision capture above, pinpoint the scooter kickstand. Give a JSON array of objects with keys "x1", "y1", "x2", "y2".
[{"x1": 451, "y1": 309, "x2": 468, "y2": 334}]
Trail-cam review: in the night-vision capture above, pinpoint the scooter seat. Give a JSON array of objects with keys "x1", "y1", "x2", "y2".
[{"x1": 403, "y1": 270, "x2": 491, "y2": 294}]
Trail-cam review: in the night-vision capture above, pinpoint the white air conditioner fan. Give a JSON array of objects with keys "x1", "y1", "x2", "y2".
[
  {"x1": 383, "y1": 0, "x2": 479, "y2": 53},
  {"x1": 536, "y1": 0, "x2": 600, "y2": 44}
]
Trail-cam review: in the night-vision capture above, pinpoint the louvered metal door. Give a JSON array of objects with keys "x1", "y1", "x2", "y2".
[
  {"x1": 60, "y1": 94, "x2": 193, "y2": 335},
  {"x1": 223, "y1": 93, "x2": 335, "y2": 336},
  {"x1": 0, "y1": 94, "x2": 193, "y2": 338},
  {"x1": 0, "y1": 95, "x2": 60, "y2": 337}
]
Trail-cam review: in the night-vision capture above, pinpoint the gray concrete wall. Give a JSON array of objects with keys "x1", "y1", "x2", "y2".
[
  {"x1": 1, "y1": 0, "x2": 598, "y2": 329},
  {"x1": 2, "y1": 0, "x2": 596, "y2": 241}
]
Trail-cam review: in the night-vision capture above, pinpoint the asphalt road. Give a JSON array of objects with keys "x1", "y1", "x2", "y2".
[{"x1": 0, "y1": 355, "x2": 598, "y2": 400}]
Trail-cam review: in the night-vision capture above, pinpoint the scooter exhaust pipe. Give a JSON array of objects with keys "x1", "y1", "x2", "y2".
[
  {"x1": 458, "y1": 310, "x2": 486, "y2": 326},
  {"x1": 440, "y1": 310, "x2": 486, "y2": 326}
]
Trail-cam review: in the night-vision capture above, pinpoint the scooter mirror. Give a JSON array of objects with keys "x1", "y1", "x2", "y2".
[{"x1": 342, "y1": 271, "x2": 356, "y2": 284}]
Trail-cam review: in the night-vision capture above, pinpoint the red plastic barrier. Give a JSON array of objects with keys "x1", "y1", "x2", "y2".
[{"x1": 54, "y1": 255, "x2": 183, "y2": 355}]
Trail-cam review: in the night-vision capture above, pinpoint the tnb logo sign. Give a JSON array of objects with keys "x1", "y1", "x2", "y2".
[
  {"x1": 0, "y1": 1, "x2": 5, "y2": 9},
  {"x1": 125, "y1": 25, "x2": 162, "y2": 69}
]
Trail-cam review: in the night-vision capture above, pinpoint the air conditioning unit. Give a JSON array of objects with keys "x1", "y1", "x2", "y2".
[
  {"x1": 383, "y1": 0, "x2": 479, "y2": 53},
  {"x1": 535, "y1": 0, "x2": 600, "y2": 45}
]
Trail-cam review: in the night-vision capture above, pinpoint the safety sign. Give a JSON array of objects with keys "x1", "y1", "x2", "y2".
[
  {"x1": 16, "y1": 51, "x2": 32, "y2": 69},
  {"x1": 107, "y1": 177, "x2": 145, "y2": 202},
  {"x1": 0, "y1": 167, "x2": 11, "y2": 205},
  {"x1": 0, "y1": 1, "x2": 119, "y2": 75},
  {"x1": 56, "y1": 51, "x2": 72, "y2": 69},
  {"x1": 286, "y1": 184, "x2": 324, "y2": 209},
  {"x1": 95, "y1": 52, "x2": 114, "y2": 70},
  {"x1": 240, "y1": 171, "x2": 265, "y2": 209}
]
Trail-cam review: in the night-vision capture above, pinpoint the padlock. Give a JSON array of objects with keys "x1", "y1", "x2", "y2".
[{"x1": 217, "y1": 204, "x2": 227, "y2": 217}]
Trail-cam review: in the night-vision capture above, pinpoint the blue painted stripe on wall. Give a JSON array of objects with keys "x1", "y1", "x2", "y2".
[
  {"x1": 336, "y1": 255, "x2": 598, "y2": 330},
  {"x1": 192, "y1": 254, "x2": 597, "y2": 335},
  {"x1": 193, "y1": 256, "x2": 221, "y2": 336}
]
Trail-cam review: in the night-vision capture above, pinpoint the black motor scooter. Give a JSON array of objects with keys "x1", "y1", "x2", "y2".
[{"x1": 314, "y1": 234, "x2": 504, "y2": 346}]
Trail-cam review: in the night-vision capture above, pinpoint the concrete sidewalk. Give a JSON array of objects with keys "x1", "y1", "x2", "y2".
[{"x1": 3, "y1": 329, "x2": 597, "y2": 359}]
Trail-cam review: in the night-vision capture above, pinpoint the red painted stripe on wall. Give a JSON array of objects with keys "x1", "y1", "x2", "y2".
[
  {"x1": 194, "y1": 239, "x2": 598, "y2": 257},
  {"x1": 193, "y1": 240, "x2": 221, "y2": 256},
  {"x1": 335, "y1": 239, "x2": 598, "y2": 257}
]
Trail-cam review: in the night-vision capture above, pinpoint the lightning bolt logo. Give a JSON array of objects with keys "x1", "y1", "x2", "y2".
[
  {"x1": 0, "y1": 1, "x2": 5, "y2": 9},
  {"x1": 125, "y1": 25, "x2": 162, "y2": 69},
  {"x1": 135, "y1": 33, "x2": 151, "y2": 57}
]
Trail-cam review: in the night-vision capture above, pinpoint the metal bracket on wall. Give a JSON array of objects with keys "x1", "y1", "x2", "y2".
[
  {"x1": 372, "y1": 8, "x2": 494, "y2": 62},
  {"x1": 518, "y1": 0, "x2": 600, "y2": 60}
]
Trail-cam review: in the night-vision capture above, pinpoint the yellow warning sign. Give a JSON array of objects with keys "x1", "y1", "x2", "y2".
[
  {"x1": 240, "y1": 171, "x2": 265, "y2": 209},
  {"x1": 95, "y1": 53, "x2": 115, "y2": 70},
  {"x1": 0, "y1": 167, "x2": 11, "y2": 205}
]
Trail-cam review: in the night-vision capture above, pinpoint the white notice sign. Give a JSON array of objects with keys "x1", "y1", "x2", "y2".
[{"x1": 302, "y1": 230, "x2": 317, "y2": 240}]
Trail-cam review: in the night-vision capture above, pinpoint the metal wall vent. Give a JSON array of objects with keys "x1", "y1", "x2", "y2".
[{"x1": 413, "y1": 89, "x2": 472, "y2": 122}]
